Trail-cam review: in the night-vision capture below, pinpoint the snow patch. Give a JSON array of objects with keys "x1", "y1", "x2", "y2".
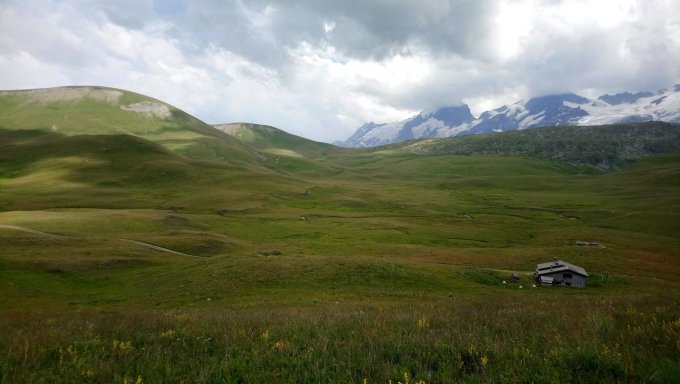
[
  {"x1": 576, "y1": 89, "x2": 680, "y2": 126},
  {"x1": 411, "y1": 118, "x2": 449, "y2": 138},
  {"x1": 518, "y1": 112, "x2": 545, "y2": 129}
]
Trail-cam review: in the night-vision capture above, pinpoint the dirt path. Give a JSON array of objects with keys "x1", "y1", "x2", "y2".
[{"x1": 0, "y1": 224, "x2": 200, "y2": 258}]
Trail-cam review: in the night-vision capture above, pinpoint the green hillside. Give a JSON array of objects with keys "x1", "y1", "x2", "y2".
[
  {"x1": 0, "y1": 129, "x2": 296, "y2": 212},
  {"x1": 214, "y1": 122, "x2": 345, "y2": 177},
  {"x1": 380, "y1": 122, "x2": 680, "y2": 169},
  {"x1": 0, "y1": 86, "x2": 258, "y2": 167},
  {"x1": 1, "y1": 87, "x2": 679, "y2": 383},
  {"x1": 214, "y1": 122, "x2": 337, "y2": 159}
]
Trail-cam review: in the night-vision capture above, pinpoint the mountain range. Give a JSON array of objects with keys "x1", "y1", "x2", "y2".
[{"x1": 340, "y1": 85, "x2": 680, "y2": 147}]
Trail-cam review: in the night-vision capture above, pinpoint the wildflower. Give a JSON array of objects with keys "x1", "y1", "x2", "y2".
[
  {"x1": 59, "y1": 345, "x2": 78, "y2": 363},
  {"x1": 480, "y1": 355, "x2": 489, "y2": 368},
  {"x1": 260, "y1": 330, "x2": 269, "y2": 341},
  {"x1": 81, "y1": 369, "x2": 95, "y2": 378},
  {"x1": 416, "y1": 317, "x2": 428, "y2": 329},
  {"x1": 672, "y1": 318, "x2": 680, "y2": 329},
  {"x1": 112, "y1": 340, "x2": 134, "y2": 353},
  {"x1": 273, "y1": 340, "x2": 285, "y2": 351},
  {"x1": 135, "y1": 375, "x2": 143, "y2": 384},
  {"x1": 160, "y1": 330, "x2": 176, "y2": 338},
  {"x1": 455, "y1": 353, "x2": 464, "y2": 370}
]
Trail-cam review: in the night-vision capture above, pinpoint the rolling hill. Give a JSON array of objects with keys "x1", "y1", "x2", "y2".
[
  {"x1": 0, "y1": 86, "x2": 258, "y2": 167},
  {"x1": 0, "y1": 86, "x2": 305, "y2": 212},
  {"x1": 213, "y1": 122, "x2": 346, "y2": 177},
  {"x1": 214, "y1": 122, "x2": 337, "y2": 159}
]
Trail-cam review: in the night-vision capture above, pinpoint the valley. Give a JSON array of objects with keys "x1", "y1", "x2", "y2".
[{"x1": 0, "y1": 87, "x2": 678, "y2": 383}]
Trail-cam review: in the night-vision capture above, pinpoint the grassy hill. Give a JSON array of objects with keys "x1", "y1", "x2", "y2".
[
  {"x1": 0, "y1": 86, "x2": 258, "y2": 167},
  {"x1": 214, "y1": 122, "x2": 337, "y2": 159},
  {"x1": 1, "y1": 87, "x2": 679, "y2": 383},
  {"x1": 0, "y1": 129, "x2": 302, "y2": 212},
  {"x1": 214, "y1": 122, "x2": 346, "y2": 177}
]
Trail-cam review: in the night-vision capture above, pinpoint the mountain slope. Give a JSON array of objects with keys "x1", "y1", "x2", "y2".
[
  {"x1": 0, "y1": 128, "x2": 302, "y2": 212},
  {"x1": 0, "y1": 86, "x2": 258, "y2": 166},
  {"x1": 380, "y1": 122, "x2": 680, "y2": 169},
  {"x1": 214, "y1": 122, "x2": 337, "y2": 159},
  {"x1": 343, "y1": 105, "x2": 474, "y2": 147},
  {"x1": 212, "y1": 122, "x2": 346, "y2": 178},
  {"x1": 343, "y1": 85, "x2": 680, "y2": 147}
]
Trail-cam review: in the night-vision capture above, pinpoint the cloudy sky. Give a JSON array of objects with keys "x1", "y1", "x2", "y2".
[{"x1": 1, "y1": 0, "x2": 679, "y2": 142}]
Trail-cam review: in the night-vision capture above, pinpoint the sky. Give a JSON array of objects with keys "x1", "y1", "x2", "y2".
[{"x1": 1, "y1": 0, "x2": 679, "y2": 143}]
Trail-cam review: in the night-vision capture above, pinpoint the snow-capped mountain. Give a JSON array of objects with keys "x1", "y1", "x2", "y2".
[
  {"x1": 343, "y1": 105, "x2": 474, "y2": 147},
  {"x1": 342, "y1": 85, "x2": 680, "y2": 147}
]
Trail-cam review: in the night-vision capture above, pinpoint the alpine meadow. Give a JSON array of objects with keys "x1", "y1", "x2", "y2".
[{"x1": 1, "y1": 86, "x2": 679, "y2": 383}]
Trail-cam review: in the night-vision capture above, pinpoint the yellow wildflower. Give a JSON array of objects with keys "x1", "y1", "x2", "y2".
[
  {"x1": 112, "y1": 340, "x2": 134, "y2": 353},
  {"x1": 59, "y1": 345, "x2": 78, "y2": 363},
  {"x1": 672, "y1": 318, "x2": 680, "y2": 329},
  {"x1": 81, "y1": 369, "x2": 95, "y2": 378},
  {"x1": 160, "y1": 330, "x2": 176, "y2": 338}
]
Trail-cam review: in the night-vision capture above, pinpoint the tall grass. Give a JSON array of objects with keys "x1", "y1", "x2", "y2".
[{"x1": 2, "y1": 295, "x2": 678, "y2": 383}]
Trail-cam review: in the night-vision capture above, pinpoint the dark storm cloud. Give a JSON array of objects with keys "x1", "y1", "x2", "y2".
[
  {"x1": 257, "y1": 0, "x2": 496, "y2": 60},
  {"x1": 86, "y1": 0, "x2": 495, "y2": 66}
]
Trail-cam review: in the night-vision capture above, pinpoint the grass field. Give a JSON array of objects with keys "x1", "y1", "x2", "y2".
[{"x1": 1, "y1": 87, "x2": 679, "y2": 383}]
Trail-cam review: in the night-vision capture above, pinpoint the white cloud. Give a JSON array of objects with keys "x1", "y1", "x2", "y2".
[
  {"x1": 0, "y1": 51, "x2": 70, "y2": 89},
  {"x1": 0, "y1": 0, "x2": 678, "y2": 142},
  {"x1": 493, "y1": 0, "x2": 536, "y2": 60}
]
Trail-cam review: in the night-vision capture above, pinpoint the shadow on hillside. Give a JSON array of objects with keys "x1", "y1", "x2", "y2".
[{"x1": 0, "y1": 128, "x2": 190, "y2": 184}]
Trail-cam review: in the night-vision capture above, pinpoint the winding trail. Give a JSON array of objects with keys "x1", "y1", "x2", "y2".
[{"x1": 0, "y1": 224, "x2": 200, "y2": 258}]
